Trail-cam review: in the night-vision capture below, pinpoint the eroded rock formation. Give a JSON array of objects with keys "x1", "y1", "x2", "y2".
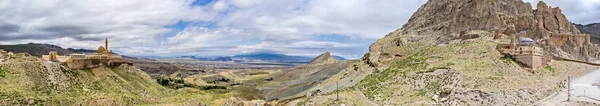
[{"x1": 365, "y1": 0, "x2": 600, "y2": 67}]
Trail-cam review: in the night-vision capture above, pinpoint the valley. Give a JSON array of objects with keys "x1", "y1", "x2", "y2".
[{"x1": 2, "y1": 0, "x2": 600, "y2": 105}]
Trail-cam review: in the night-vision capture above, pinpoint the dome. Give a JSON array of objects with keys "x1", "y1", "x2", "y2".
[
  {"x1": 519, "y1": 38, "x2": 536, "y2": 45},
  {"x1": 96, "y1": 46, "x2": 107, "y2": 53}
]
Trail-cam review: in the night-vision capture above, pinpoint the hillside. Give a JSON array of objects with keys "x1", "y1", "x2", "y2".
[
  {"x1": 576, "y1": 23, "x2": 600, "y2": 44},
  {"x1": 0, "y1": 43, "x2": 73, "y2": 56},
  {"x1": 0, "y1": 49, "x2": 262, "y2": 105},
  {"x1": 260, "y1": 52, "x2": 355, "y2": 101},
  {"x1": 284, "y1": 0, "x2": 600, "y2": 105}
]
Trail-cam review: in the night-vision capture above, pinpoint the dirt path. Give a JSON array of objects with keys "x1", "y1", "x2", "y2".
[{"x1": 354, "y1": 87, "x2": 380, "y2": 106}]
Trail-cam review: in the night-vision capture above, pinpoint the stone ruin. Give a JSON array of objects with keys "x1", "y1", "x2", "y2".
[{"x1": 43, "y1": 39, "x2": 132, "y2": 69}]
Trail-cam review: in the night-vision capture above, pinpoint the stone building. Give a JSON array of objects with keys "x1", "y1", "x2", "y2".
[
  {"x1": 497, "y1": 35, "x2": 552, "y2": 69},
  {"x1": 43, "y1": 39, "x2": 132, "y2": 69}
]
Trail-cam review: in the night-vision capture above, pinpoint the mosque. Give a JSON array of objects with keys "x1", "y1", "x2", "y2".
[{"x1": 43, "y1": 39, "x2": 132, "y2": 69}]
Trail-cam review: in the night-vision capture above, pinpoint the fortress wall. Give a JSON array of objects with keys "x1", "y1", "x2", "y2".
[
  {"x1": 67, "y1": 59, "x2": 86, "y2": 70},
  {"x1": 67, "y1": 58, "x2": 111, "y2": 70},
  {"x1": 547, "y1": 33, "x2": 590, "y2": 47}
]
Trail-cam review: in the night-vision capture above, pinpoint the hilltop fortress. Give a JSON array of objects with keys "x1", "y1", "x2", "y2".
[{"x1": 43, "y1": 39, "x2": 132, "y2": 69}]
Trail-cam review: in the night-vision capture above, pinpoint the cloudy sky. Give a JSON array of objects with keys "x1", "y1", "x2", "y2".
[{"x1": 0, "y1": 0, "x2": 598, "y2": 59}]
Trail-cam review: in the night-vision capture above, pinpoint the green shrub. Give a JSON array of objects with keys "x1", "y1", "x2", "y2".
[
  {"x1": 0, "y1": 68, "x2": 7, "y2": 78},
  {"x1": 545, "y1": 65, "x2": 556, "y2": 73},
  {"x1": 200, "y1": 85, "x2": 227, "y2": 90},
  {"x1": 501, "y1": 55, "x2": 513, "y2": 64},
  {"x1": 156, "y1": 77, "x2": 192, "y2": 89}
]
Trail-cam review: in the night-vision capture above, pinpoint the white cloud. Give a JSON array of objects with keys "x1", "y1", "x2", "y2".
[
  {"x1": 0, "y1": 0, "x2": 218, "y2": 49},
  {"x1": 1, "y1": 0, "x2": 599, "y2": 59}
]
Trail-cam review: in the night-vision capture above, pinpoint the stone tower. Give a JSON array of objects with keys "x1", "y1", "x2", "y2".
[
  {"x1": 49, "y1": 51, "x2": 58, "y2": 61},
  {"x1": 105, "y1": 38, "x2": 108, "y2": 51}
]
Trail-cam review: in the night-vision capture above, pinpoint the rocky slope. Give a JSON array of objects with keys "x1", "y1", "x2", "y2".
[
  {"x1": 286, "y1": 0, "x2": 600, "y2": 105},
  {"x1": 366, "y1": 0, "x2": 600, "y2": 66},
  {"x1": 576, "y1": 23, "x2": 600, "y2": 44},
  {"x1": 260, "y1": 52, "x2": 355, "y2": 101}
]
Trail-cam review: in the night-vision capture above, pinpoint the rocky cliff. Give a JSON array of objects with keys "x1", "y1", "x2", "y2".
[{"x1": 365, "y1": 0, "x2": 600, "y2": 67}]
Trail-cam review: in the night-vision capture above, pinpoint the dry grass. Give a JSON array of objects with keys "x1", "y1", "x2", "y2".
[
  {"x1": 312, "y1": 37, "x2": 600, "y2": 105},
  {"x1": 0, "y1": 54, "x2": 272, "y2": 105}
]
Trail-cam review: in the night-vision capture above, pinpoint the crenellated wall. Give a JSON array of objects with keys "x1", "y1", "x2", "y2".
[{"x1": 546, "y1": 33, "x2": 591, "y2": 47}]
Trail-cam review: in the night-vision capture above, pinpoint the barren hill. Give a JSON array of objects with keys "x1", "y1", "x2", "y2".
[
  {"x1": 308, "y1": 52, "x2": 339, "y2": 65},
  {"x1": 260, "y1": 52, "x2": 355, "y2": 101}
]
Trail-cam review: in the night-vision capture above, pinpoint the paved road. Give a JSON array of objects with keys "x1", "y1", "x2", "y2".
[
  {"x1": 533, "y1": 69, "x2": 600, "y2": 105},
  {"x1": 571, "y1": 68, "x2": 600, "y2": 100}
]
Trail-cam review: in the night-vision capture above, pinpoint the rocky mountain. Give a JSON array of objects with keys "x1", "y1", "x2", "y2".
[
  {"x1": 290, "y1": 0, "x2": 600, "y2": 105},
  {"x1": 575, "y1": 23, "x2": 600, "y2": 44},
  {"x1": 366, "y1": 0, "x2": 600, "y2": 65},
  {"x1": 308, "y1": 52, "x2": 339, "y2": 65}
]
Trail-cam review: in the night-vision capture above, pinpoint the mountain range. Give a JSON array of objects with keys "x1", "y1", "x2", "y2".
[
  {"x1": 0, "y1": 43, "x2": 347, "y2": 63},
  {"x1": 575, "y1": 23, "x2": 600, "y2": 44},
  {"x1": 176, "y1": 53, "x2": 346, "y2": 63}
]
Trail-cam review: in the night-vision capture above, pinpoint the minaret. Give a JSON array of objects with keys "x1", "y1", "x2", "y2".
[{"x1": 105, "y1": 38, "x2": 108, "y2": 51}]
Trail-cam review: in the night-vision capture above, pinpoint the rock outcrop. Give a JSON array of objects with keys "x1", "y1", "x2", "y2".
[
  {"x1": 308, "y1": 52, "x2": 339, "y2": 65},
  {"x1": 365, "y1": 0, "x2": 600, "y2": 68}
]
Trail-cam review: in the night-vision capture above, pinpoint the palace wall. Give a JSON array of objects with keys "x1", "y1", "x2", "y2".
[{"x1": 546, "y1": 33, "x2": 591, "y2": 47}]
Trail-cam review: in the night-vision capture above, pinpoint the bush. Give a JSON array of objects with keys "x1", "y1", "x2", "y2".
[
  {"x1": 156, "y1": 77, "x2": 192, "y2": 89},
  {"x1": 501, "y1": 55, "x2": 513, "y2": 64},
  {"x1": 207, "y1": 78, "x2": 231, "y2": 84},
  {"x1": 0, "y1": 68, "x2": 7, "y2": 78},
  {"x1": 545, "y1": 65, "x2": 556, "y2": 73},
  {"x1": 200, "y1": 85, "x2": 227, "y2": 90}
]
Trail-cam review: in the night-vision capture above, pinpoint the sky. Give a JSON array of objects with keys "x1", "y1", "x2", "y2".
[{"x1": 0, "y1": 0, "x2": 598, "y2": 59}]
